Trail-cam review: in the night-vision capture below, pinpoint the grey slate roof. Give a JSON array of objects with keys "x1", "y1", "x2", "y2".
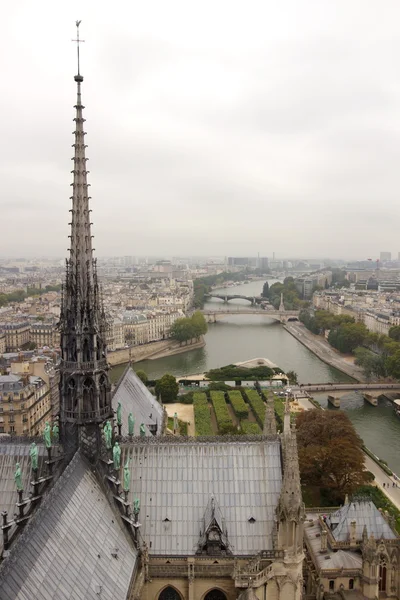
[
  {"x1": 112, "y1": 366, "x2": 164, "y2": 436},
  {"x1": 121, "y1": 438, "x2": 282, "y2": 556},
  {"x1": 0, "y1": 452, "x2": 138, "y2": 600},
  {"x1": 304, "y1": 514, "x2": 363, "y2": 570},
  {"x1": 326, "y1": 499, "x2": 397, "y2": 542},
  {"x1": 0, "y1": 442, "x2": 47, "y2": 552}
]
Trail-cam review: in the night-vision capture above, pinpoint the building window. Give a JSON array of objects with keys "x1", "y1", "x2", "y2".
[
  {"x1": 329, "y1": 581, "x2": 334, "y2": 591},
  {"x1": 9, "y1": 426, "x2": 15, "y2": 433},
  {"x1": 349, "y1": 579, "x2": 354, "y2": 590}
]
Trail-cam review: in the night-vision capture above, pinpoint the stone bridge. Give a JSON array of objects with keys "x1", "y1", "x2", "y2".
[
  {"x1": 201, "y1": 308, "x2": 300, "y2": 324},
  {"x1": 205, "y1": 293, "x2": 263, "y2": 305}
]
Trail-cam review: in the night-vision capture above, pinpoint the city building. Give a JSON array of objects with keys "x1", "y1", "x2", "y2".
[
  {"x1": 30, "y1": 322, "x2": 60, "y2": 349},
  {"x1": 0, "y1": 37, "x2": 307, "y2": 600},
  {"x1": 0, "y1": 330, "x2": 5, "y2": 355},
  {"x1": 304, "y1": 497, "x2": 399, "y2": 599},
  {"x1": 0, "y1": 322, "x2": 30, "y2": 352},
  {"x1": 380, "y1": 252, "x2": 392, "y2": 262},
  {"x1": 0, "y1": 373, "x2": 50, "y2": 436}
]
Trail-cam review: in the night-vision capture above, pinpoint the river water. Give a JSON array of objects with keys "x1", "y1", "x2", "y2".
[{"x1": 115, "y1": 279, "x2": 400, "y2": 473}]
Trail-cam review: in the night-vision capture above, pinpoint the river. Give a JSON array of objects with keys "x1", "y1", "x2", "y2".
[{"x1": 113, "y1": 279, "x2": 400, "y2": 473}]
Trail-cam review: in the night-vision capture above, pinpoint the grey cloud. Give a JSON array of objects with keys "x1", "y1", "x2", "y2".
[{"x1": 2, "y1": 0, "x2": 400, "y2": 259}]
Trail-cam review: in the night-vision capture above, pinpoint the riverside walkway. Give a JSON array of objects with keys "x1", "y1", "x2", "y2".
[{"x1": 284, "y1": 322, "x2": 366, "y2": 381}]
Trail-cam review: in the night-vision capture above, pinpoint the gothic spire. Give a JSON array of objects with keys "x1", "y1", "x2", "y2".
[
  {"x1": 59, "y1": 22, "x2": 112, "y2": 457},
  {"x1": 278, "y1": 424, "x2": 304, "y2": 521}
]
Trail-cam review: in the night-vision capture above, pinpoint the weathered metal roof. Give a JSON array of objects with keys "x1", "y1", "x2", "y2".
[
  {"x1": 112, "y1": 366, "x2": 164, "y2": 436},
  {"x1": 304, "y1": 514, "x2": 363, "y2": 570},
  {"x1": 326, "y1": 499, "x2": 397, "y2": 541},
  {"x1": 0, "y1": 442, "x2": 47, "y2": 553},
  {"x1": 0, "y1": 452, "x2": 138, "y2": 600},
  {"x1": 121, "y1": 438, "x2": 282, "y2": 556}
]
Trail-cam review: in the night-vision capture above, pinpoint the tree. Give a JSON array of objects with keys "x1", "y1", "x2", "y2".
[
  {"x1": 261, "y1": 281, "x2": 269, "y2": 298},
  {"x1": 155, "y1": 373, "x2": 179, "y2": 403},
  {"x1": 191, "y1": 311, "x2": 208, "y2": 340},
  {"x1": 385, "y1": 349, "x2": 400, "y2": 379},
  {"x1": 389, "y1": 326, "x2": 400, "y2": 342},
  {"x1": 286, "y1": 370, "x2": 298, "y2": 385},
  {"x1": 135, "y1": 369, "x2": 148, "y2": 385},
  {"x1": 296, "y1": 410, "x2": 368, "y2": 504}
]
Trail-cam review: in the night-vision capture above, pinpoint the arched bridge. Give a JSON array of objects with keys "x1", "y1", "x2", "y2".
[
  {"x1": 202, "y1": 308, "x2": 299, "y2": 323},
  {"x1": 205, "y1": 293, "x2": 263, "y2": 305}
]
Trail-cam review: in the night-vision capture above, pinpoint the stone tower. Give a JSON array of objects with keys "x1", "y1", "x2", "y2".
[
  {"x1": 59, "y1": 22, "x2": 113, "y2": 459},
  {"x1": 275, "y1": 424, "x2": 305, "y2": 600}
]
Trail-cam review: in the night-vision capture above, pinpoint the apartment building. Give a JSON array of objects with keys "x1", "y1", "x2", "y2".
[
  {"x1": 0, "y1": 373, "x2": 51, "y2": 436},
  {"x1": 0, "y1": 330, "x2": 5, "y2": 355},
  {"x1": 30, "y1": 322, "x2": 60, "y2": 348},
  {"x1": 0, "y1": 322, "x2": 30, "y2": 352}
]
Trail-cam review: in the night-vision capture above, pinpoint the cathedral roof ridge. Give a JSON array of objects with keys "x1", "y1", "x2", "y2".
[{"x1": 119, "y1": 433, "x2": 281, "y2": 447}]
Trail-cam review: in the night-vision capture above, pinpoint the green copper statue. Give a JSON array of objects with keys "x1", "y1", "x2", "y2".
[
  {"x1": 30, "y1": 442, "x2": 38, "y2": 471},
  {"x1": 123, "y1": 458, "x2": 130, "y2": 492},
  {"x1": 52, "y1": 423, "x2": 59, "y2": 443},
  {"x1": 104, "y1": 420, "x2": 112, "y2": 449},
  {"x1": 14, "y1": 463, "x2": 22, "y2": 491},
  {"x1": 117, "y1": 402, "x2": 122, "y2": 426},
  {"x1": 128, "y1": 413, "x2": 135, "y2": 436},
  {"x1": 140, "y1": 423, "x2": 146, "y2": 437},
  {"x1": 113, "y1": 442, "x2": 121, "y2": 470},
  {"x1": 133, "y1": 497, "x2": 140, "y2": 514},
  {"x1": 43, "y1": 422, "x2": 52, "y2": 449},
  {"x1": 173, "y1": 412, "x2": 179, "y2": 433}
]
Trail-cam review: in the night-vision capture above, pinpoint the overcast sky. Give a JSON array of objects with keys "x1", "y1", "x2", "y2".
[{"x1": 2, "y1": 1, "x2": 400, "y2": 260}]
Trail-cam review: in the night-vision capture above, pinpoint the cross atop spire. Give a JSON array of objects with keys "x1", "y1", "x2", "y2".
[{"x1": 72, "y1": 20, "x2": 85, "y2": 81}]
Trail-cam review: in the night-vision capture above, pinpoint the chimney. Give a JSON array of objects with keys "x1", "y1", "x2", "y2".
[{"x1": 350, "y1": 520, "x2": 357, "y2": 544}]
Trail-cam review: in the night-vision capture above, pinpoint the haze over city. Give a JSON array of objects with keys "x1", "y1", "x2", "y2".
[{"x1": 2, "y1": 0, "x2": 400, "y2": 258}]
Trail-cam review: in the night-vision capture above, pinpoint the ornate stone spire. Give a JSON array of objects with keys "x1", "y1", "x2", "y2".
[
  {"x1": 263, "y1": 394, "x2": 276, "y2": 435},
  {"x1": 278, "y1": 425, "x2": 303, "y2": 522},
  {"x1": 283, "y1": 395, "x2": 291, "y2": 434},
  {"x1": 59, "y1": 22, "x2": 112, "y2": 457}
]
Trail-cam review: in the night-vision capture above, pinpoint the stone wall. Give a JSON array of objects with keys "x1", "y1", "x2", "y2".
[{"x1": 107, "y1": 337, "x2": 205, "y2": 367}]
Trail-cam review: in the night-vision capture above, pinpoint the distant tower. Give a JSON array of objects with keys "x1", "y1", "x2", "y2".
[
  {"x1": 279, "y1": 293, "x2": 285, "y2": 312},
  {"x1": 59, "y1": 22, "x2": 113, "y2": 458}
]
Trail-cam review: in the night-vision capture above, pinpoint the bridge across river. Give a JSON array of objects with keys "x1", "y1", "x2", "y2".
[
  {"x1": 202, "y1": 308, "x2": 299, "y2": 323},
  {"x1": 205, "y1": 293, "x2": 264, "y2": 305}
]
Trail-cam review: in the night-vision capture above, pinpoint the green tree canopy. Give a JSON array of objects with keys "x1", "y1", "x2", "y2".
[
  {"x1": 170, "y1": 312, "x2": 207, "y2": 344},
  {"x1": 286, "y1": 370, "x2": 298, "y2": 385},
  {"x1": 296, "y1": 410, "x2": 368, "y2": 504},
  {"x1": 389, "y1": 326, "x2": 400, "y2": 342},
  {"x1": 135, "y1": 369, "x2": 148, "y2": 384},
  {"x1": 155, "y1": 373, "x2": 179, "y2": 403},
  {"x1": 261, "y1": 281, "x2": 269, "y2": 298}
]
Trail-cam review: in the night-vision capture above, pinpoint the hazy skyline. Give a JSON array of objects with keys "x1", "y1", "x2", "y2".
[{"x1": 2, "y1": 1, "x2": 400, "y2": 259}]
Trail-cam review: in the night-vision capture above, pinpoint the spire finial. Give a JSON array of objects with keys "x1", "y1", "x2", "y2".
[{"x1": 72, "y1": 20, "x2": 85, "y2": 81}]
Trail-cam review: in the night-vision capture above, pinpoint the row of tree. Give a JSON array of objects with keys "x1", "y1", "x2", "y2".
[
  {"x1": 263, "y1": 277, "x2": 309, "y2": 310},
  {"x1": 169, "y1": 311, "x2": 208, "y2": 344},
  {"x1": 300, "y1": 308, "x2": 400, "y2": 379},
  {"x1": 0, "y1": 285, "x2": 62, "y2": 308}
]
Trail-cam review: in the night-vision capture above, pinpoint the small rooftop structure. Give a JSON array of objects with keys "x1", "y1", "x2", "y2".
[{"x1": 326, "y1": 498, "x2": 397, "y2": 542}]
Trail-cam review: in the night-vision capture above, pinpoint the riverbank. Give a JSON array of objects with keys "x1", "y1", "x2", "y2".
[
  {"x1": 108, "y1": 336, "x2": 205, "y2": 367},
  {"x1": 284, "y1": 322, "x2": 365, "y2": 382}
]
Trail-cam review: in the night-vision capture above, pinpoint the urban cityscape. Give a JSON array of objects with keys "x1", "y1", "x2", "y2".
[{"x1": 1, "y1": 6, "x2": 400, "y2": 600}]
